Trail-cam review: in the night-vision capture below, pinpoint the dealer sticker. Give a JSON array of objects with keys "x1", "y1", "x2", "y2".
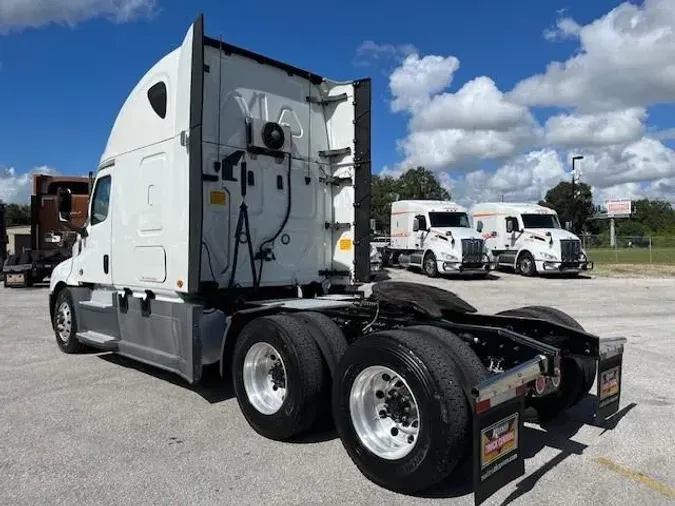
[
  {"x1": 600, "y1": 366, "x2": 620, "y2": 401},
  {"x1": 481, "y1": 413, "x2": 519, "y2": 469}
]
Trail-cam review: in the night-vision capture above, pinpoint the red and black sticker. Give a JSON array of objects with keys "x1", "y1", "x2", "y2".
[
  {"x1": 596, "y1": 352, "x2": 623, "y2": 421},
  {"x1": 473, "y1": 395, "x2": 525, "y2": 506}
]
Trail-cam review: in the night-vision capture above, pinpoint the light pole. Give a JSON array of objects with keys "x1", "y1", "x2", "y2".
[{"x1": 571, "y1": 155, "x2": 583, "y2": 233}]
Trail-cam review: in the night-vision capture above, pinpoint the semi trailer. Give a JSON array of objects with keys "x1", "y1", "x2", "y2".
[
  {"x1": 471, "y1": 202, "x2": 593, "y2": 277},
  {"x1": 382, "y1": 199, "x2": 493, "y2": 277},
  {"x1": 2, "y1": 174, "x2": 90, "y2": 287},
  {"x1": 48, "y1": 15, "x2": 626, "y2": 505}
]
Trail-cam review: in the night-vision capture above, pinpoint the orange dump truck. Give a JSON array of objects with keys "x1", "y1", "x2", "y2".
[{"x1": 2, "y1": 174, "x2": 90, "y2": 287}]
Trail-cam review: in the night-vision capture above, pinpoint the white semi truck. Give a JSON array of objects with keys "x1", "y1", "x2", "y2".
[
  {"x1": 48, "y1": 15, "x2": 625, "y2": 505},
  {"x1": 383, "y1": 200, "x2": 493, "y2": 278},
  {"x1": 471, "y1": 202, "x2": 594, "y2": 277}
]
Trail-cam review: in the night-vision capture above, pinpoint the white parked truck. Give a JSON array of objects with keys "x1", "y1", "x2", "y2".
[
  {"x1": 384, "y1": 200, "x2": 493, "y2": 278},
  {"x1": 471, "y1": 202, "x2": 593, "y2": 277},
  {"x1": 48, "y1": 15, "x2": 625, "y2": 506}
]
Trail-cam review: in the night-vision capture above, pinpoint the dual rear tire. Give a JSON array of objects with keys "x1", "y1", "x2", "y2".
[
  {"x1": 495, "y1": 305, "x2": 596, "y2": 421},
  {"x1": 231, "y1": 315, "x2": 487, "y2": 494}
]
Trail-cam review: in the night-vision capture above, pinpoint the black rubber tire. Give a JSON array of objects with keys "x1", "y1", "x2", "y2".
[
  {"x1": 423, "y1": 252, "x2": 439, "y2": 278},
  {"x1": 517, "y1": 305, "x2": 596, "y2": 403},
  {"x1": 495, "y1": 306, "x2": 589, "y2": 421},
  {"x1": 405, "y1": 325, "x2": 489, "y2": 386},
  {"x1": 332, "y1": 328, "x2": 470, "y2": 494},
  {"x1": 517, "y1": 251, "x2": 536, "y2": 276},
  {"x1": 53, "y1": 288, "x2": 87, "y2": 354},
  {"x1": 288, "y1": 311, "x2": 348, "y2": 376},
  {"x1": 391, "y1": 251, "x2": 401, "y2": 266},
  {"x1": 287, "y1": 311, "x2": 348, "y2": 423},
  {"x1": 232, "y1": 314, "x2": 326, "y2": 441}
]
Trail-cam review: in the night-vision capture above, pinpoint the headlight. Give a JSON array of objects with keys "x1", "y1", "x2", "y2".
[
  {"x1": 440, "y1": 252, "x2": 458, "y2": 261},
  {"x1": 579, "y1": 251, "x2": 587, "y2": 260},
  {"x1": 542, "y1": 252, "x2": 557, "y2": 261}
]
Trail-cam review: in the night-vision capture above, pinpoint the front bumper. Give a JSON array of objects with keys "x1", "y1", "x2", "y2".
[
  {"x1": 440, "y1": 259, "x2": 494, "y2": 274},
  {"x1": 540, "y1": 259, "x2": 594, "y2": 272}
]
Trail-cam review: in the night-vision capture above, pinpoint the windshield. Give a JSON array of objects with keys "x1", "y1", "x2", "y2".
[
  {"x1": 428, "y1": 212, "x2": 471, "y2": 228},
  {"x1": 521, "y1": 213, "x2": 560, "y2": 229}
]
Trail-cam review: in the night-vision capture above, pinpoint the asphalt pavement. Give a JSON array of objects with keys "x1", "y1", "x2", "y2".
[{"x1": 1, "y1": 269, "x2": 674, "y2": 505}]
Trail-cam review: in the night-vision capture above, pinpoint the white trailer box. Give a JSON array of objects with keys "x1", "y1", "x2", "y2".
[
  {"x1": 471, "y1": 202, "x2": 593, "y2": 276},
  {"x1": 387, "y1": 200, "x2": 492, "y2": 277}
]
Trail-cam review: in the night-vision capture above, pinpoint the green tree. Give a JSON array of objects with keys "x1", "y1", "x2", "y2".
[
  {"x1": 631, "y1": 199, "x2": 675, "y2": 232},
  {"x1": 542, "y1": 181, "x2": 595, "y2": 234},
  {"x1": 1, "y1": 201, "x2": 31, "y2": 227},
  {"x1": 371, "y1": 175, "x2": 400, "y2": 233},
  {"x1": 396, "y1": 166, "x2": 451, "y2": 201}
]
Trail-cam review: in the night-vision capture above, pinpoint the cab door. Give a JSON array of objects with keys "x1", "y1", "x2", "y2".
[
  {"x1": 504, "y1": 216, "x2": 520, "y2": 249},
  {"x1": 72, "y1": 168, "x2": 113, "y2": 286}
]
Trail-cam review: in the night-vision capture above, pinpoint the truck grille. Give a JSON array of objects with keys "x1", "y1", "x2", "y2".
[
  {"x1": 560, "y1": 239, "x2": 581, "y2": 263},
  {"x1": 462, "y1": 238, "x2": 484, "y2": 264}
]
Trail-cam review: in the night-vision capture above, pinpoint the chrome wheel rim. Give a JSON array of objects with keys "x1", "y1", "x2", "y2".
[
  {"x1": 520, "y1": 257, "x2": 532, "y2": 273},
  {"x1": 55, "y1": 301, "x2": 71, "y2": 343},
  {"x1": 424, "y1": 256, "x2": 436, "y2": 274},
  {"x1": 242, "y1": 342, "x2": 287, "y2": 415},
  {"x1": 349, "y1": 365, "x2": 421, "y2": 460}
]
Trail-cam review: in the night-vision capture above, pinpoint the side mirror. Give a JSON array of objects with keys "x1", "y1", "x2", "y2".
[
  {"x1": 412, "y1": 217, "x2": 420, "y2": 232},
  {"x1": 564, "y1": 221, "x2": 572, "y2": 231},
  {"x1": 57, "y1": 187, "x2": 72, "y2": 222},
  {"x1": 506, "y1": 220, "x2": 513, "y2": 233},
  {"x1": 476, "y1": 220, "x2": 483, "y2": 233}
]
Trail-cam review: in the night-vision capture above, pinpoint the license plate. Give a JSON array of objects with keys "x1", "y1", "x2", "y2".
[{"x1": 472, "y1": 395, "x2": 525, "y2": 505}]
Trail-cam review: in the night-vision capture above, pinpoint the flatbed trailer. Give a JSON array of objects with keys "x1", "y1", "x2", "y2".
[{"x1": 46, "y1": 14, "x2": 627, "y2": 505}]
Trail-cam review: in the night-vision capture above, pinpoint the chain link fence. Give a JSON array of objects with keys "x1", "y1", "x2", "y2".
[{"x1": 582, "y1": 234, "x2": 675, "y2": 264}]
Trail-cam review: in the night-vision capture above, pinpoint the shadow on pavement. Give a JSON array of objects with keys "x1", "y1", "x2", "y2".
[
  {"x1": 417, "y1": 395, "x2": 636, "y2": 502},
  {"x1": 98, "y1": 353, "x2": 234, "y2": 404}
]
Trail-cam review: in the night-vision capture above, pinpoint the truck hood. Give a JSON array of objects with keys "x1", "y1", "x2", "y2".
[
  {"x1": 429, "y1": 227, "x2": 482, "y2": 240},
  {"x1": 523, "y1": 228, "x2": 580, "y2": 242}
]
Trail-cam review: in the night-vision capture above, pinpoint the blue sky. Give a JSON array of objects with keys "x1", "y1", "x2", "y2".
[{"x1": 2, "y1": 0, "x2": 675, "y2": 206}]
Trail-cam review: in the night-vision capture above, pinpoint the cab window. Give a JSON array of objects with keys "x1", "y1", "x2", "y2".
[{"x1": 90, "y1": 176, "x2": 111, "y2": 226}]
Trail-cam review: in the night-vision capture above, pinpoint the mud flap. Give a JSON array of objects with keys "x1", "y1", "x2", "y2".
[
  {"x1": 594, "y1": 338, "x2": 625, "y2": 422},
  {"x1": 472, "y1": 394, "x2": 525, "y2": 506},
  {"x1": 469, "y1": 355, "x2": 549, "y2": 505}
]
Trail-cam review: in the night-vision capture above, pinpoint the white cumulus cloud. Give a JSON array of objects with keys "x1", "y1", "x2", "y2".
[
  {"x1": 389, "y1": 53, "x2": 460, "y2": 113},
  {"x1": 410, "y1": 76, "x2": 535, "y2": 133},
  {"x1": 574, "y1": 137, "x2": 675, "y2": 188},
  {"x1": 443, "y1": 150, "x2": 567, "y2": 208},
  {"x1": 353, "y1": 40, "x2": 418, "y2": 67},
  {"x1": 0, "y1": 166, "x2": 59, "y2": 204},
  {"x1": 510, "y1": 0, "x2": 675, "y2": 112},
  {"x1": 376, "y1": 0, "x2": 675, "y2": 206},
  {"x1": 389, "y1": 55, "x2": 538, "y2": 171},
  {"x1": 0, "y1": 0, "x2": 158, "y2": 33},
  {"x1": 544, "y1": 108, "x2": 647, "y2": 148}
]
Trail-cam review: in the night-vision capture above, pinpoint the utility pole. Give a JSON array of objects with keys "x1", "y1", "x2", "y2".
[{"x1": 571, "y1": 155, "x2": 583, "y2": 234}]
